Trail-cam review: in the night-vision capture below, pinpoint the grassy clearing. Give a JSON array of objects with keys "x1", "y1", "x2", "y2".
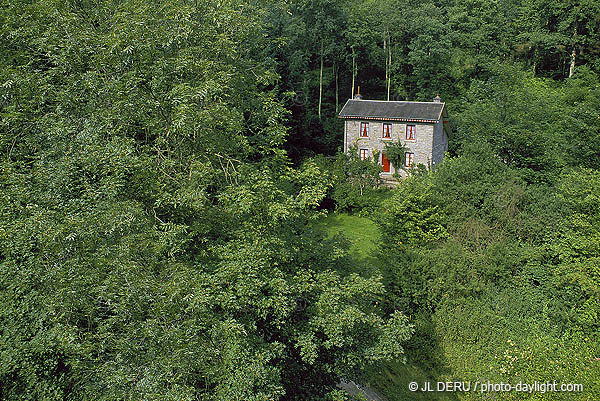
[{"x1": 314, "y1": 213, "x2": 380, "y2": 262}]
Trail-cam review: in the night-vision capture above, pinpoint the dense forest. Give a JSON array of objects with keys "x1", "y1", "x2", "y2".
[{"x1": 1, "y1": 0, "x2": 599, "y2": 400}]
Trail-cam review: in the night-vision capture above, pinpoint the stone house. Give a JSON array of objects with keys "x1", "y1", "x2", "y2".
[{"x1": 338, "y1": 94, "x2": 450, "y2": 180}]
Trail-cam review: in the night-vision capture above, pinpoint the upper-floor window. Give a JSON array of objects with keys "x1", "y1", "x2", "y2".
[
  {"x1": 405, "y1": 152, "x2": 414, "y2": 167},
  {"x1": 359, "y1": 148, "x2": 368, "y2": 160},
  {"x1": 360, "y1": 122, "x2": 369, "y2": 137},
  {"x1": 382, "y1": 153, "x2": 391, "y2": 172},
  {"x1": 406, "y1": 124, "x2": 416, "y2": 140},
  {"x1": 383, "y1": 123, "x2": 392, "y2": 138}
]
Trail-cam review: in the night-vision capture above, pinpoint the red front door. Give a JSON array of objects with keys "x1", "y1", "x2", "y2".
[{"x1": 382, "y1": 153, "x2": 391, "y2": 173}]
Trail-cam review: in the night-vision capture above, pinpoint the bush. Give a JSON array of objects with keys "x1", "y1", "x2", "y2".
[{"x1": 331, "y1": 147, "x2": 385, "y2": 213}]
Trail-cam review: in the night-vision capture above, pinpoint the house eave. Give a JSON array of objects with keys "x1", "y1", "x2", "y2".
[
  {"x1": 436, "y1": 103, "x2": 445, "y2": 120},
  {"x1": 337, "y1": 115, "x2": 439, "y2": 124}
]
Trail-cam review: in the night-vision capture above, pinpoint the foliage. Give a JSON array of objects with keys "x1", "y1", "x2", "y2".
[
  {"x1": 382, "y1": 139, "x2": 409, "y2": 177},
  {"x1": 376, "y1": 178, "x2": 448, "y2": 249},
  {"x1": 371, "y1": 140, "x2": 600, "y2": 399},
  {"x1": 434, "y1": 288, "x2": 600, "y2": 400},
  {"x1": 3, "y1": 0, "x2": 600, "y2": 398},
  {"x1": 0, "y1": 1, "x2": 413, "y2": 399},
  {"x1": 330, "y1": 147, "x2": 385, "y2": 213}
]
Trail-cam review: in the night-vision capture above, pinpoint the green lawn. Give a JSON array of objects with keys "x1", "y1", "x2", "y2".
[{"x1": 315, "y1": 213, "x2": 380, "y2": 262}]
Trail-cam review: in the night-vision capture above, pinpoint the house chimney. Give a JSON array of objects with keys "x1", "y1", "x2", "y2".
[
  {"x1": 433, "y1": 93, "x2": 442, "y2": 103},
  {"x1": 354, "y1": 86, "x2": 363, "y2": 100}
]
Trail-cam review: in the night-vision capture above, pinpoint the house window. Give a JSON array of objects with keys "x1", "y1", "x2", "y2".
[
  {"x1": 406, "y1": 124, "x2": 416, "y2": 140},
  {"x1": 382, "y1": 153, "x2": 391, "y2": 173},
  {"x1": 404, "y1": 152, "x2": 414, "y2": 167},
  {"x1": 382, "y1": 123, "x2": 392, "y2": 138},
  {"x1": 360, "y1": 122, "x2": 369, "y2": 137},
  {"x1": 359, "y1": 148, "x2": 368, "y2": 160}
]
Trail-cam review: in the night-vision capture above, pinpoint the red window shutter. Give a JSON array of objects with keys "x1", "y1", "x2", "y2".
[
  {"x1": 360, "y1": 122, "x2": 369, "y2": 137},
  {"x1": 406, "y1": 125, "x2": 416, "y2": 140},
  {"x1": 382, "y1": 153, "x2": 390, "y2": 172},
  {"x1": 384, "y1": 123, "x2": 391, "y2": 137}
]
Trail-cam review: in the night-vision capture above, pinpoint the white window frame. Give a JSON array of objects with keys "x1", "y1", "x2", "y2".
[
  {"x1": 360, "y1": 122, "x2": 369, "y2": 137},
  {"x1": 382, "y1": 123, "x2": 392, "y2": 139},
  {"x1": 406, "y1": 124, "x2": 416, "y2": 141}
]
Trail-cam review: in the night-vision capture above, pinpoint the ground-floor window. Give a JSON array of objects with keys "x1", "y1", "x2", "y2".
[
  {"x1": 404, "y1": 152, "x2": 414, "y2": 167},
  {"x1": 359, "y1": 148, "x2": 368, "y2": 160}
]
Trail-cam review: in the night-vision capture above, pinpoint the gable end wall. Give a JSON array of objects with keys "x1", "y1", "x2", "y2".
[{"x1": 431, "y1": 120, "x2": 448, "y2": 168}]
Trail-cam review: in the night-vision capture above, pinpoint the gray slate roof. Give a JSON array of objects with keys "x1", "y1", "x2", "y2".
[{"x1": 338, "y1": 99, "x2": 445, "y2": 121}]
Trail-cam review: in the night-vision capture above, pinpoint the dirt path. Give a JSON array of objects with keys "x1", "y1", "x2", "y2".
[{"x1": 338, "y1": 380, "x2": 387, "y2": 401}]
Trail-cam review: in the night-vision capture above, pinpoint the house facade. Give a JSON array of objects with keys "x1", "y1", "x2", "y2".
[{"x1": 338, "y1": 95, "x2": 450, "y2": 179}]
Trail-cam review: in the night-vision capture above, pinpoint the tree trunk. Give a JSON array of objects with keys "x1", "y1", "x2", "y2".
[
  {"x1": 387, "y1": 37, "x2": 391, "y2": 101},
  {"x1": 384, "y1": 35, "x2": 388, "y2": 101},
  {"x1": 569, "y1": 47, "x2": 576, "y2": 77},
  {"x1": 319, "y1": 41, "x2": 323, "y2": 120},
  {"x1": 569, "y1": 27, "x2": 577, "y2": 78},
  {"x1": 351, "y1": 47, "x2": 356, "y2": 98},
  {"x1": 335, "y1": 60, "x2": 339, "y2": 113},
  {"x1": 383, "y1": 33, "x2": 391, "y2": 101}
]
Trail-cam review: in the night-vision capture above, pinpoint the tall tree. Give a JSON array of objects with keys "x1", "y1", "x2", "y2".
[
  {"x1": 516, "y1": 0, "x2": 600, "y2": 78},
  {"x1": 0, "y1": 0, "x2": 412, "y2": 399}
]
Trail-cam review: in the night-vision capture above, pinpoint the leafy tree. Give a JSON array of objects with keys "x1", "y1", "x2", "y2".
[
  {"x1": 265, "y1": 0, "x2": 347, "y2": 159},
  {"x1": 560, "y1": 66, "x2": 600, "y2": 169},
  {"x1": 0, "y1": 0, "x2": 413, "y2": 399},
  {"x1": 516, "y1": 0, "x2": 600, "y2": 77},
  {"x1": 376, "y1": 177, "x2": 447, "y2": 249},
  {"x1": 453, "y1": 64, "x2": 569, "y2": 183}
]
